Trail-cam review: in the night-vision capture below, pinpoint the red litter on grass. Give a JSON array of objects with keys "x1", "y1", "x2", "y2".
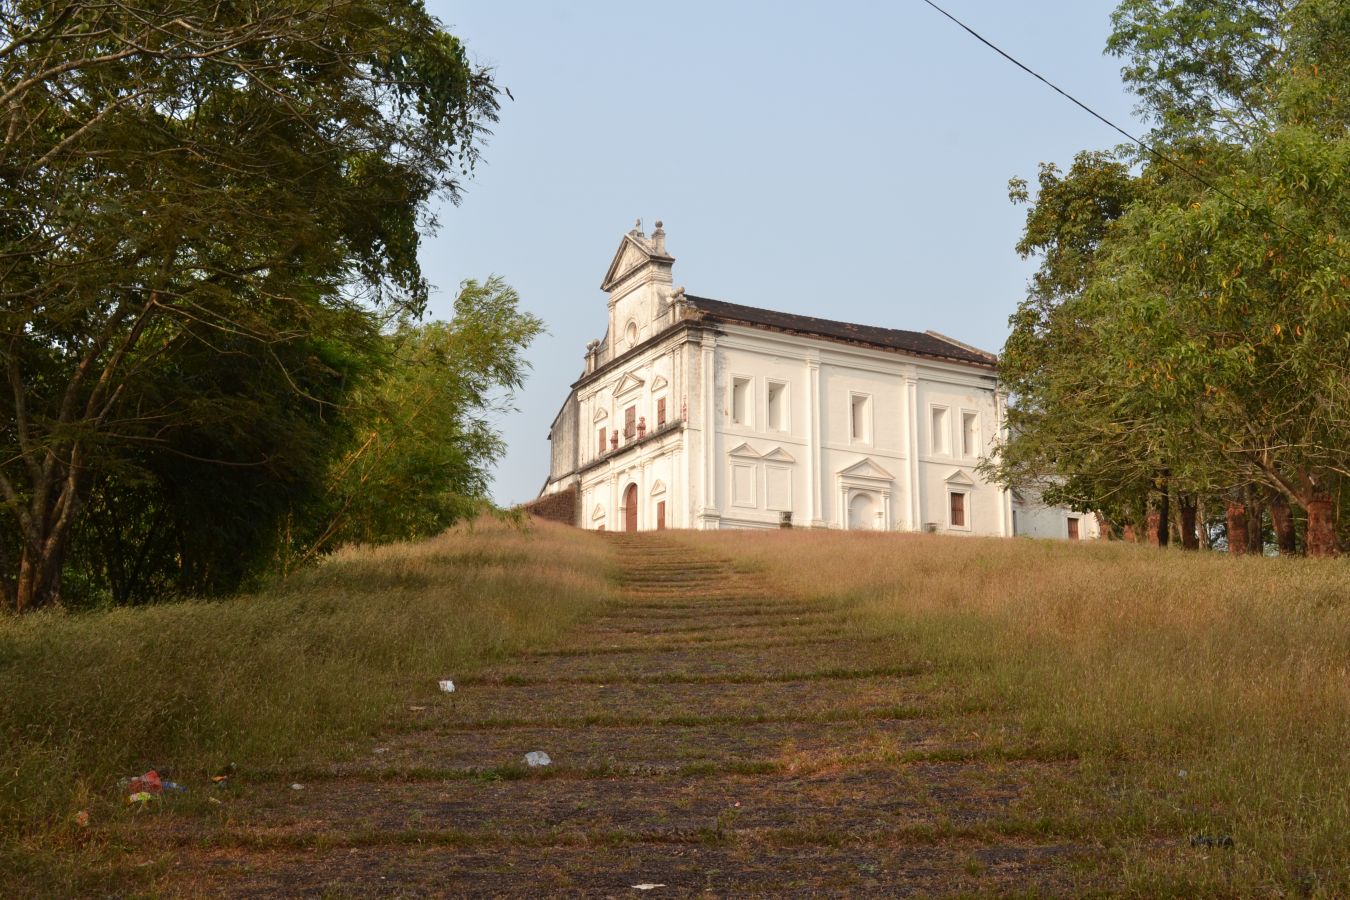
[{"x1": 128, "y1": 770, "x2": 163, "y2": 795}]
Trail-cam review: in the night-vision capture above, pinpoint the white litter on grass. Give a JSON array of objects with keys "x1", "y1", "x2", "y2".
[
  {"x1": 524, "y1": 751, "x2": 552, "y2": 767},
  {"x1": 438, "y1": 679, "x2": 456, "y2": 693},
  {"x1": 632, "y1": 885, "x2": 665, "y2": 891},
  {"x1": 290, "y1": 783, "x2": 304, "y2": 790}
]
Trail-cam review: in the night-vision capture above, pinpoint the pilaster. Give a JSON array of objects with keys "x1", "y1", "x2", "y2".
[
  {"x1": 806, "y1": 354, "x2": 824, "y2": 527},
  {"x1": 904, "y1": 367, "x2": 922, "y2": 531}
]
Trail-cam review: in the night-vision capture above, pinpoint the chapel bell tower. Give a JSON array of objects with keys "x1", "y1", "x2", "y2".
[{"x1": 596, "y1": 219, "x2": 676, "y2": 366}]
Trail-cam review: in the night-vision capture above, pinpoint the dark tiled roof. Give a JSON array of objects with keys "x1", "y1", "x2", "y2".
[{"x1": 682, "y1": 296, "x2": 997, "y2": 368}]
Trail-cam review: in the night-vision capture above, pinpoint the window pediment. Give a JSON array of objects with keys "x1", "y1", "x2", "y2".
[
  {"x1": 613, "y1": 372, "x2": 645, "y2": 397},
  {"x1": 763, "y1": 447, "x2": 795, "y2": 463},
  {"x1": 650, "y1": 479, "x2": 667, "y2": 496},
  {"x1": 728, "y1": 442, "x2": 762, "y2": 459},
  {"x1": 651, "y1": 374, "x2": 669, "y2": 391},
  {"x1": 837, "y1": 457, "x2": 895, "y2": 482},
  {"x1": 591, "y1": 504, "x2": 607, "y2": 521},
  {"x1": 945, "y1": 468, "x2": 977, "y2": 486}
]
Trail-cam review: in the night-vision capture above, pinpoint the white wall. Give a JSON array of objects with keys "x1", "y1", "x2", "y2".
[{"x1": 706, "y1": 325, "x2": 1008, "y2": 536}]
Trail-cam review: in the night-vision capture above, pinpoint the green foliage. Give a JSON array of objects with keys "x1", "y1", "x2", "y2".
[
  {"x1": 0, "y1": 2, "x2": 505, "y2": 608},
  {"x1": 991, "y1": 0, "x2": 1350, "y2": 549},
  {"x1": 298, "y1": 278, "x2": 544, "y2": 559}
]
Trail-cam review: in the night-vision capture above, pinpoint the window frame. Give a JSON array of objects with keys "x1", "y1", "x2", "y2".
[
  {"x1": 766, "y1": 379, "x2": 789, "y2": 432},
  {"x1": 730, "y1": 375, "x2": 753, "y2": 427},
  {"x1": 947, "y1": 489, "x2": 970, "y2": 531},
  {"x1": 930, "y1": 404, "x2": 951, "y2": 456},
  {"x1": 960, "y1": 409, "x2": 980, "y2": 458},
  {"x1": 849, "y1": 392, "x2": 872, "y2": 445}
]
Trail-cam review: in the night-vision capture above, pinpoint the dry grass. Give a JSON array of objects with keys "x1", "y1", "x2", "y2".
[
  {"x1": 0, "y1": 518, "x2": 613, "y2": 891},
  {"x1": 670, "y1": 529, "x2": 1350, "y2": 895}
]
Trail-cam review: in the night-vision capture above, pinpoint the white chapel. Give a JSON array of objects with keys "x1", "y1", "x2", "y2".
[{"x1": 537, "y1": 220, "x2": 1096, "y2": 540}]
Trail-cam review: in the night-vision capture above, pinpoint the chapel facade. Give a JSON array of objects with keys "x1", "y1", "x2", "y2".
[{"x1": 539, "y1": 220, "x2": 1096, "y2": 540}]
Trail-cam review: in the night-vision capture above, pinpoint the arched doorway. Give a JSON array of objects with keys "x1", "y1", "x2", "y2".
[
  {"x1": 848, "y1": 492, "x2": 876, "y2": 530},
  {"x1": 623, "y1": 483, "x2": 638, "y2": 532}
]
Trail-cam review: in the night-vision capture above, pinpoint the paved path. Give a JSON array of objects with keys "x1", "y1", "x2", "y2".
[{"x1": 158, "y1": 534, "x2": 1091, "y2": 896}]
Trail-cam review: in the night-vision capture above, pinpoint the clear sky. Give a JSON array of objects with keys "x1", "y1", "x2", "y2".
[{"x1": 419, "y1": 0, "x2": 1145, "y2": 506}]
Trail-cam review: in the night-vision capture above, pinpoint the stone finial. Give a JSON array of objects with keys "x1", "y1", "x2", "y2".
[
  {"x1": 651, "y1": 219, "x2": 667, "y2": 255},
  {"x1": 630, "y1": 218, "x2": 644, "y2": 238}
]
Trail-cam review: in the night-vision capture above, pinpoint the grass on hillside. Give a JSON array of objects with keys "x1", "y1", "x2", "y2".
[
  {"x1": 0, "y1": 518, "x2": 613, "y2": 889},
  {"x1": 671, "y1": 529, "x2": 1350, "y2": 896}
]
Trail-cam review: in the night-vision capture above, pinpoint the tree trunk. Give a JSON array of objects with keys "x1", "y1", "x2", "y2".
[
  {"x1": 1197, "y1": 497, "x2": 1212, "y2": 550},
  {"x1": 7, "y1": 459, "x2": 82, "y2": 612},
  {"x1": 15, "y1": 541, "x2": 63, "y2": 612},
  {"x1": 1267, "y1": 489, "x2": 1297, "y2": 556},
  {"x1": 1149, "y1": 480, "x2": 1170, "y2": 548},
  {"x1": 1179, "y1": 496, "x2": 1199, "y2": 550},
  {"x1": 1305, "y1": 494, "x2": 1337, "y2": 557},
  {"x1": 1226, "y1": 496, "x2": 1249, "y2": 556},
  {"x1": 1244, "y1": 485, "x2": 1264, "y2": 555},
  {"x1": 1122, "y1": 521, "x2": 1137, "y2": 543}
]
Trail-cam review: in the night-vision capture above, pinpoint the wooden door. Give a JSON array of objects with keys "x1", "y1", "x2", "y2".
[{"x1": 624, "y1": 483, "x2": 638, "y2": 532}]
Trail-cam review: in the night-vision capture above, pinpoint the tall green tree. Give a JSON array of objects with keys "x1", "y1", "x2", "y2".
[
  {"x1": 992, "y1": 0, "x2": 1350, "y2": 555},
  {"x1": 0, "y1": 1, "x2": 501, "y2": 610},
  {"x1": 296, "y1": 277, "x2": 543, "y2": 563}
]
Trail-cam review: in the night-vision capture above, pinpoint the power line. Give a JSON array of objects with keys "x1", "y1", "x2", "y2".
[{"x1": 917, "y1": 0, "x2": 1307, "y2": 245}]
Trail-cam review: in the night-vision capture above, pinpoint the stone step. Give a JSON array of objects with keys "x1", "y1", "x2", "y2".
[
  {"x1": 162, "y1": 840, "x2": 1093, "y2": 897},
  {"x1": 410, "y1": 674, "x2": 938, "y2": 729}
]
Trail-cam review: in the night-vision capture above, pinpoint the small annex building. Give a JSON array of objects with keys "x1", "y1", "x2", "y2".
[{"x1": 538, "y1": 220, "x2": 1097, "y2": 540}]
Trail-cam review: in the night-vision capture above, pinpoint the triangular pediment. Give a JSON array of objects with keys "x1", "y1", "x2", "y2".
[
  {"x1": 838, "y1": 457, "x2": 895, "y2": 481},
  {"x1": 593, "y1": 407, "x2": 609, "y2": 422},
  {"x1": 591, "y1": 503, "x2": 607, "y2": 521},
  {"x1": 728, "y1": 442, "x2": 762, "y2": 459},
  {"x1": 651, "y1": 374, "x2": 669, "y2": 391},
  {"x1": 763, "y1": 447, "x2": 796, "y2": 463},
  {"x1": 649, "y1": 479, "x2": 667, "y2": 495},
  {"x1": 601, "y1": 234, "x2": 655, "y2": 292},
  {"x1": 945, "y1": 468, "x2": 977, "y2": 486},
  {"x1": 612, "y1": 372, "x2": 645, "y2": 397}
]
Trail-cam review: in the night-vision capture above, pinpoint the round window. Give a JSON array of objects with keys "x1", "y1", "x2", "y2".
[{"x1": 625, "y1": 320, "x2": 638, "y2": 346}]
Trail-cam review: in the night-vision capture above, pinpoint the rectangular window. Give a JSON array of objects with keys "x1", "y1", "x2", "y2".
[
  {"x1": 850, "y1": 393, "x2": 871, "y2": 442},
  {"x1": 1067, "y1": 517, "x2": 1080, "y2": 540},
  {"x1": 656, "y1": 397, "x2": 666, "y2": 428},
  {"x1": 656, "y1": 501, "x2": 666, "y2": 530},
  {"x1": 949, "y1": 491, "x2": 966, "y2": 528},
  {"x1": 597, "y1": 427, "x2": 606, "y2": 454},
  {"x1": 962, "y1": 411, "x2": 979, "y2": 457},
  {"x1": 624, "y1": 405, "x2": 636, "y2": 440},
  {"x1": 766, "y1": 381, "x2": 787, "y2": 431},
  {"x1": 731, "y1": 377, "x2": 751, "y2": 425},
  {"x1": 931, "y1": 406, "x2": 949, "y2": 455}
]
